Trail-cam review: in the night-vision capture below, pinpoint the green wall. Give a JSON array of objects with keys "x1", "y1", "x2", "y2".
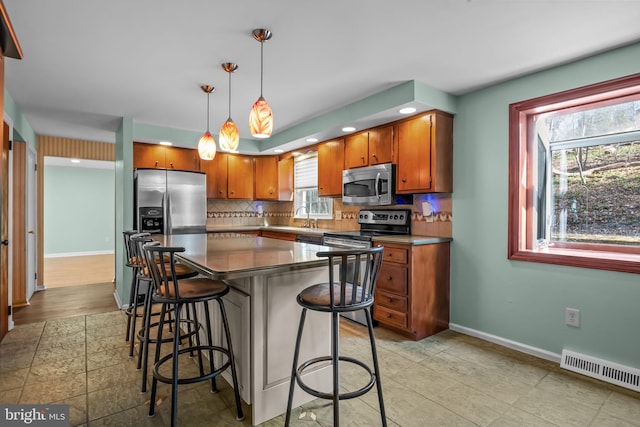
[
  {"x1": 43, "y1": 165, "x2": 115, "y2": 255},
  {"x1": 451, "y1": 42, "x2": 640, "y2": 368}
]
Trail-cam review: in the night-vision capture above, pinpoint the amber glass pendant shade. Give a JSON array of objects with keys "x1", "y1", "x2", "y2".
[
  {"x1": 198, "y1": 85, "x2": 216, "y2": 160},
  {"x1": 249, "y1": 96, "x2": 273, "y2": 138},
  {"x1": 198, "y1": 131, "x2": 217, "y2": 160},
  {"x1": 219, "y1": 119, "x2": 239, "y2": 152}
]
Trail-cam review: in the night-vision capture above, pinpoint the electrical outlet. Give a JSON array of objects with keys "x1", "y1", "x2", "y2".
[
  {"x1": 335, "y1": 210, "x2": 342, "y2": 220},
  {"x1": 565, "y1": 307, "x2": 580, "y2": 327}
]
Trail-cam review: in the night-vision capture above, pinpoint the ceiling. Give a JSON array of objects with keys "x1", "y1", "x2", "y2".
[{"x1": 4, "y1": 0, "x2": 640, "y2": 154}]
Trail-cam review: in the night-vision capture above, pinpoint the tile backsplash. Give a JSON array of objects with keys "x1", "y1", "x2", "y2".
[{"x1": 206, "y1": 193, "x2": 452, "y2": 237}]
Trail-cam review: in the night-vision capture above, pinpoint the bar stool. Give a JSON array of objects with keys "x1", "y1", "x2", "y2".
[
  {"x1": 285, "y1": 246, "x2": 387, "y2": 427},
  {"x1": 123, "y1": 230, "x2": 146, "y2": 349},
  {"x1": 143, "y1": 243, "x2": 244, "y2": 427}
]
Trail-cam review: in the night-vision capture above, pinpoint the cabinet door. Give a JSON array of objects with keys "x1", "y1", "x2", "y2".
[
  {"x1": 368, "y1": 125, "x2": 393, "y2": 165},
  {"x1": 317, "y1": 138, "x2": 344, "y2": 197},
  {"x1": 344, "y1": 132, "x2": 369, "y2": 169},
  {"x1": 202, "y1": 152, "x2": 228, "y2": 199},
  {"x1": 133, "y1": 142, "x2": 165, "y2": 169},
  {"x1": 228, "y1": 155, "x2": 255, "y2": 199},
  {"x1": 396, "y1": 113, "x2": 432, "y2": 193},
  {"x1": 278, "y1": 157, "x2": 293, "y2": 201},
  {"x1": 254, "y1": 156, "x2": 279, "y2": 200},
  {"x1": 165, "y1": 146, "x2": 200, "y2": 171}
]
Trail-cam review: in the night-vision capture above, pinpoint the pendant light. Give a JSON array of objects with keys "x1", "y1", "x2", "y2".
[
  {"x1": 219, "y1": 63, "x2": 240, "y2": 152},
  {"x1": 249, "y1": 28, "x2": 273, "y2": 139},
  {"x1": 198, "y1": 85, "x2": 217, "y2": 160}
]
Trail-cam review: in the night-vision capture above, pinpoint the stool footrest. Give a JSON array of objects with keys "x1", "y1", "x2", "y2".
[
  {"x1": 152, "y1": 345, "x2": 232, "y2": 386},
  {"x1": 295, "y1": 355, "x2": 376, "y2": 400}
]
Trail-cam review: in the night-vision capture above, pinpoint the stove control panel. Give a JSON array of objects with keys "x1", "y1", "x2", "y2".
[{"x1": 358, "y1": 209, "x2": 411, "y2": 226}]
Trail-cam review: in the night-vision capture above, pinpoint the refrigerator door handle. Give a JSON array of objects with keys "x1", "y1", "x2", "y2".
[{"x1": 164, "y1": 192, "x2": 171, "y2": 234}]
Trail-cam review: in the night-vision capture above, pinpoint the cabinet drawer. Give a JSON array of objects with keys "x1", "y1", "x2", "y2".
[
  {"x1": 374, "y1": 305, "x2": 408, "y2": 329},
  {"x1": 382, "y1": 247, "x2": 408, "y2": 264},
  {"x1": 375, "y1": 290, "x2": 408, "y2": 312},
  {"x1": 376, "y1": 264, "x2": 408, "y2": 294}
]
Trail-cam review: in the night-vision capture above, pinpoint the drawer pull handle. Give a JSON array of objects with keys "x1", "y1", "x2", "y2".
[
  {"x1": 387, "y1": 276, "x2": 393, "y2": 281},
  {"x1": 386, "y1": 314, "x2": 392, "y2": 318},
  {"x1": 387, "y1": 298, "x2": 393, "y2": 303}
]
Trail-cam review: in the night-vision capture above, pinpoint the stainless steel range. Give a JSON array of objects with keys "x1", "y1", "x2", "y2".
[
  {"x1": 322, "y1": 209, "x2": 411, "y2": 249},
  {"x1": 322, "y1": 209, "x2": 411, "y2": 327}
]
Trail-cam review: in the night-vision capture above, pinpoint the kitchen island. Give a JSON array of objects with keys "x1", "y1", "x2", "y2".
[{"x1": 152, "y1": 232, "x2": 337, "y2": 425}]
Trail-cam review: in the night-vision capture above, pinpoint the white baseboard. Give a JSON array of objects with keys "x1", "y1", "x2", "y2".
[
  {"x1": 113, "y1": 289, "x2": 125, "y2": 310},
  {"x1": 449, "y1": 323, "x2": 561, "y2": 363},
  {"x1": 45, "y1": 250, "x2": 114, "y2": 258}
]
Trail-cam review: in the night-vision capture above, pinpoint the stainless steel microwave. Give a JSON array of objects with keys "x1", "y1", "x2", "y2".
[{"x1": 342, "y1": 163, "x2": 407, "y2": 206}]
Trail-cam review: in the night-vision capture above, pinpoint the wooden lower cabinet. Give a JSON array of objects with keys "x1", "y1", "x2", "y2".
[
  {"x1": 260, "y1": 230, "x2": 297, "y2": 241},
  {"x1": 373, "y1": 241, "x2": 450, "y2": 340}
]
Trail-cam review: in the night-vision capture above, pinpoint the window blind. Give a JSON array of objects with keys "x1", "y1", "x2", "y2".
[{"x1": 294, "y1": 155, "x2": 317, "y2": 189}]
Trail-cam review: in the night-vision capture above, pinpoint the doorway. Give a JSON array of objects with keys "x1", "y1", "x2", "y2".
[{"x1": 42, "y1": 156, "x2": 115, "y2": 288}]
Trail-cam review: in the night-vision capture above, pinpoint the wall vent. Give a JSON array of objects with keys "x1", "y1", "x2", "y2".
[{"x1": 561, "y1": 349, "x2": 640, "y2": 392}]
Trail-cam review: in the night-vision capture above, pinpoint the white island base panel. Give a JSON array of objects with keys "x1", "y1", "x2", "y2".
[{"x1": 189, "y1": 265, "x2": 333, "y2": 425}]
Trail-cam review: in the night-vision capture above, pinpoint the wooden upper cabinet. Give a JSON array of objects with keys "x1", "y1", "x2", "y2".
[
  {"x1": 344, "y1": 132, "x2": 369, "y2": 169},
  {"x1": 165, "y1": 146, "x2": 200, "y2": 171},
  {"x1": 278, "y1": 157, "x2": 294, "y2": 202},
  {"x1": 396, "y1": 111, "x2": 453, "y2": 193},
  {"x1": 133, "y1": 142, "x2": 200, "y2": 172},
  {"x1": 133, "y1": 142, "x2": 166, "y2": 169},
  {"x1": 344, "y1": 126, "x2": 393, "y2": 168},
  {"x1": 317, "y1": 138, "x2": 345, "y2": 197},
  {"x1": 255, "y1": 156, "x2": 279, "y2": 200},
  {"x1": 368, "y1": 125, "x2": 393, "y2": 165},
  {"x1": 201, "y1": 152, "x2": 228, "y2": 199},
  {"x1": 227, "y1": 155, "x2": 255, "y2": 199}
]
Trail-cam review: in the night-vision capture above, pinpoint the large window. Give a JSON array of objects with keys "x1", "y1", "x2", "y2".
[
  {"x1": 293, "y1": 154, "x2": 333, "y2": 220},
  {"x1": 508, "y1": 74, "x2": 640, "y2": 273}
]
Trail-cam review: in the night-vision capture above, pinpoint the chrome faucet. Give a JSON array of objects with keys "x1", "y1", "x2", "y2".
[{"x1": 294, "y1": 205, "x2": 311, "y2": 227}]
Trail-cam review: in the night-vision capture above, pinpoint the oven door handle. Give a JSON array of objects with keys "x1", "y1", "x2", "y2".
[{"x1": 375, "y1": 172, "x2": 381, "y2": 199}]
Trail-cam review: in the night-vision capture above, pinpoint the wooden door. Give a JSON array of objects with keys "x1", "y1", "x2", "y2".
[
  {"x1": 317, "y1": 138, "x2": 344, "y2": 197},
  {"x1": 254, "y1": 156, "x2": 278, "y2": 200},
  {"x1": 11, "y1": 141, "x2": 26, "y2": 307},
  {"x1": 165, "y1": 146, "x2": 200, "y2": 171},
  {"x1": 203, "y1": 152, "x2": 228, "y2": 199},
  {"x1": 227, "y1": 155, "x2": 254, "y2": 199},
  {"x1": 368, "y1": 125, "x2": 393, "y2": 165},
  {"x1": 344, "y1": 132, "x2": 369, "y2": 169},
  {"x1": 277, "y1": 157, "x2": 293, "y2": 201},
  {"x1": 396, "y1": 114, "x2": 432, "y2": 193},
  {"x1": 1, "y1": 122, "x2": 9, "y2": 341},
  {"x1": 133, "y1": 142, "x2": 166, "y2": 169}
]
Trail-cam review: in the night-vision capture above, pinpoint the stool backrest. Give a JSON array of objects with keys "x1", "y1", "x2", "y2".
[
  {"x1": 316, "y1": 246, "x2": 384, "y2": 309},
  {"x1": 123, "y1": 230, "x2": 141, "y2": 266},
  {"x1": 142, "y1": 244, "x2": 186, "y2": 300},
  {"x1": 131, "y1": 233, "x2": 154, "y2": 275}
]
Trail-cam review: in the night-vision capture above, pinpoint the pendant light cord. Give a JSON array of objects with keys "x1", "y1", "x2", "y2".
[
  {"x1": 228, "y1": 71, "x2": 232, "y2": 120},
  {"x1": 260, "y1": 40, "x2": 264, "y2": 97},
  {"x1": 206, "y1": 92, "x2": 210, "y2": 132}
]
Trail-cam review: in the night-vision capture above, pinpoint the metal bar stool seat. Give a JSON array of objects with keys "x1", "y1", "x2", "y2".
[
  {"x1": 285, "y1": 246, "x2": 387, "y2": 427},
  {"x1": 143, "y1": 244, "x2": 244, "y2": 427}
]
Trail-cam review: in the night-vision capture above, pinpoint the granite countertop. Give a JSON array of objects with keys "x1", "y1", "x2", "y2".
[
  {"x1": 206, "y1": 225, "x2": 452, "y2": 246},
  {"x1": 152, "y1": 233, "x2": 336, "y2": 280}
]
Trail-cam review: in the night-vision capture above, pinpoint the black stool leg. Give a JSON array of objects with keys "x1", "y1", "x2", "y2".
[
  {"x1": 149, "y1": 302, "x2": 168, "y2": 417},
  {"x1": 285, "y1": 307, "x2": 307, "y2": 426},
  {"x1": 203, "y1": 301, "x2": 218, "y2": 393},
  {"x1": 218, "y1": 298, "x2": 244, "y2": 420},
  {"x1": 129, "y1": 272, "x2": 142, "y2": 357},
  {"x1": 364, "y1": 308, "x2": 387, "y2": 427},
  {"x1": 125, "y1": 266, "x2": 137, "y2": 342},
  {"x1": 331, "y1": 310, "x2": 340, "y2": 427},
  {"x1": 170, "y1": 303, "x2": 182, "y2": 427}
]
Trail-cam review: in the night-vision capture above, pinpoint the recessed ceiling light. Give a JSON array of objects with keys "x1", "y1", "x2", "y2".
[
  {"x1": 159, "y1": 141, "x2": 172, "y2": 146},
  {"x1": 399, "y1": 107, "x2": 417, "y2": 114},
  {"x1": 306, "y1": 138, "x2": 318, "y2": 143},
  {"x1": 342, "y1": 126, "x2": 356, "y2": 132},
  {"x1": 71, "y1": 159, "x2": 81, "y2": 163},
  {"x1": 274, "y1": 149, "x2": 284, "y2": 153}
]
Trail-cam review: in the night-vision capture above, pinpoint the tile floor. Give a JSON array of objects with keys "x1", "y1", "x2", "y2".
[{"x1": 1, "y1": 310, "x2": 639, "y2": 426}]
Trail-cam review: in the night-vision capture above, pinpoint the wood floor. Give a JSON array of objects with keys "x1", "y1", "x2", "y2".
[
  {"x1": 14, "y1": 254, "x2": 119, "y2": 325},
  {"x1": 43, "y1": 253, "x2": 114, "y2": 288},
  {"x1": 13, "y1": 282, "x2": 118, "y2": 325}
]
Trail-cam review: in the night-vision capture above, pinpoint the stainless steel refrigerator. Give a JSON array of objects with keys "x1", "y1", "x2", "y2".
[{"x1": 134, "y1": 169, "x2": 207, "y2": 234}]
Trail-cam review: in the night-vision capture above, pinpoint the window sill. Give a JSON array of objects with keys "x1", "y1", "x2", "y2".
[{"x1": 509, "y1": 247, "x2": 640, "y2": 274}]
